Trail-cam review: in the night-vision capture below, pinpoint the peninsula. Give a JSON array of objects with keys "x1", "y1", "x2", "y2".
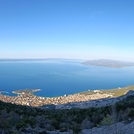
[
  {"x1": 12, "y1": 88, "x2": 41, "y2": 94},
  {"x1": 82, "y1": 59, "x2": 134, "y2": 68}
]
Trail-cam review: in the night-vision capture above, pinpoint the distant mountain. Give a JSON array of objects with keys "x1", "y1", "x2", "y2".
[
  {"x1": 82, "y1": 59, "x2": 134, "y2": 68},
  {"x1": 0, "y1": 58, "x2": 83, "y2": 63},
  {"x1": 0, "y1": 58, "x2": 53, "y2": 62}
]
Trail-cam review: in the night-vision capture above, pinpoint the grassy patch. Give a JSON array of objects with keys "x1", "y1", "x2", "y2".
[{"x1": 80, "y1": 85, "x2": 134, "y2": 97}]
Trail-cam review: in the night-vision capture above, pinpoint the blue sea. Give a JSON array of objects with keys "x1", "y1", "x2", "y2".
[{"x1": 0, "y1": 59, "x2": 134, "y2": 97}]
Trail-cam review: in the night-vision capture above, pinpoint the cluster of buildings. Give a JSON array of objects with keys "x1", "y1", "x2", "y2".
[{"x1": 0, "y1": 90, "x2": 133, "y2": 109}]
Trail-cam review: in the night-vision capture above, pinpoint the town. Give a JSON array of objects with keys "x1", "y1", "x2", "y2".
[{"x1": 0, "y1": 88, "x2": 134, "y2": 109}]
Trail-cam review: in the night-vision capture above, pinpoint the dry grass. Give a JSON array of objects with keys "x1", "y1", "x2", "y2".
[{"x1": 80, "y1": 85, "x2": 134, "y2": 97}]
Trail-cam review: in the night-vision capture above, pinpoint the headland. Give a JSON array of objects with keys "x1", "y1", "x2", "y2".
[
  {"x1": 12, "y1": 88, "x2": 41, "y2": 94},
  {"x1": 82, "y1": 59, "x2": 134, "y2": 68}
]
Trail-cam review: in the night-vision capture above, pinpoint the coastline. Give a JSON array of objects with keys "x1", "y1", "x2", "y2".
[
  {"x1": 1, "y1": 60, "x2": 134, "y2": 98},
  {"x1": 12, "y1": 88, "x2": 41, "y2": 94},
  {"x1": 0, "y1": 85, "x2": 134, "y2": 109}
]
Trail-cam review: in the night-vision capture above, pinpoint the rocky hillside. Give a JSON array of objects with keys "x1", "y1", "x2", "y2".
[{"x1": 0, "y1": 93, "x2": 134, "y2": 134}]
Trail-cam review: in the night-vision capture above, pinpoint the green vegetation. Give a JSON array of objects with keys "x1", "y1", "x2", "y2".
[
  {"x1": 12, "y1": 88, "x2": 41, "y2": 95},
  {"x1": 0, "y1": 94, "x2": 134, "y2": 133}
]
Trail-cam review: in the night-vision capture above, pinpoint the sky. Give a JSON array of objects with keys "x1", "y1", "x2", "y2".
[{"x1": 0, "y1": 0, "x2": 134, "y2": 61}]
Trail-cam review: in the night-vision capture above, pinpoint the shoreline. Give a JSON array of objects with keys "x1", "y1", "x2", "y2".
[
  {"x1": 12, "y1": 88, "x2": 41, "y2": 95},
  {"x1": 10, "y1": 84, "x2": 134, "y2": 98},
  {"x1": 0, "y1": 85, "x2": 134, "y2": 108}
]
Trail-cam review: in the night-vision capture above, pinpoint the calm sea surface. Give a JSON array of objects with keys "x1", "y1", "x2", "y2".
[{"x1": 0, "y1": 60, "x2": 134, "y2": 97}]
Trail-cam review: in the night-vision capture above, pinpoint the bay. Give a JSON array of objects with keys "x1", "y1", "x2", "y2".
[{"x1": 0, "y1": 60, "x2": 134, "y2": 97}]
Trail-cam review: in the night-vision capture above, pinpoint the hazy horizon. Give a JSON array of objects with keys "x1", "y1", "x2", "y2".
[
  {"x1": 0, "y1": 0, "x2": 134, "y2": 61},
  {"x1": 0, "y1": 58, "x2": 134, "y2": 63}
]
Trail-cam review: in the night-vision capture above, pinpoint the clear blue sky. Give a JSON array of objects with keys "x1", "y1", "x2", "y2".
[{"x1": 0, "y1": 0, "x2": 134, "y2": 61}]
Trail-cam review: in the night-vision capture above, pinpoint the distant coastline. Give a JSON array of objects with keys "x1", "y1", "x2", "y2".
[
  {"x1": 0, "y1": 58, "x2": 58, "y2": 62},
  {"x1": 0, "y1": 58, "x2": 83, "y2": 62},
  {"x1": 1, "y1": 59, "x2": 134, "y2": 97},
  {"x1": 82, "y1": 59, "x2": 134, "y2": 68},
  {"x1": 1, "y1": 58, "x2": 134, "y2": 68}
]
